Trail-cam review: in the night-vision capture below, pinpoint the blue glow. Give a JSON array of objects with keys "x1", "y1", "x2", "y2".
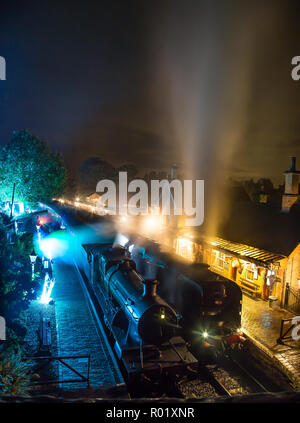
[{"x1": 39, "y1": 235, "x2": 68, "y2": 260}]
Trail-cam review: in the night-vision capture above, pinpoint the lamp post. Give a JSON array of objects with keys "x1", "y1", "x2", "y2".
[
  {"x1": 36, "y1": 223, "x2": 41, "y2": 247},
  {"x1": 29, "y1": 249, "x2": 38, "y2": 280}
]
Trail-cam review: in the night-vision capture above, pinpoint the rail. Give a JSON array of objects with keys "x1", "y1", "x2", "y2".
[
  {"x1": 197, "y1": 363, "x2": 231, "y2": 396},
  {"x1": 27, "y1": 355, "x2": 91, "y2": 387}
]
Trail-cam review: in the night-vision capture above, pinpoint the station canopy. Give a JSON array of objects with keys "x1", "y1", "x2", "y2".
[{"x1": 205, "y1": 236, "x2": 286, "y2": 265}]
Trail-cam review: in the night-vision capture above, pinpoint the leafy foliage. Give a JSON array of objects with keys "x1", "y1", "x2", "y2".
[
  {"x1": 0, "y1": 216, "x2": 40, "y2": 396},
  {"x1": 0, "y1": 129, "x2": 66, "y2": 203},
  {"x1": 0, "y1": 351, "x2": 31, "y2": 396},
  {"x1": 0, "y1": 220, "x2": 36, "y2": 324}
]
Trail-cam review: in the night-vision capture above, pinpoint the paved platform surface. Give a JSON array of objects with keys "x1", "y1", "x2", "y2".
[
  {"x1": 52, "y1": 258, "x2": 124, "y2": 390},
  {"x1": 242, "y1": 294, "x2": 300, "y2": 389}
]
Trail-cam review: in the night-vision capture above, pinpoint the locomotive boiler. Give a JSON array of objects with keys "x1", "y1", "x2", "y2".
[
  {"x1": 98, "y1": 246, "x2": 178, "y2": 345},
  {"x1": 81, "y1": 243, "x2": 198, "y2": 382}
]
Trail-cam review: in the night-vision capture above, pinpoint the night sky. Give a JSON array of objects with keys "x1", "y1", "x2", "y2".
[{"x1": 1, "y1": 0, "x2": 300, "y2": 185}]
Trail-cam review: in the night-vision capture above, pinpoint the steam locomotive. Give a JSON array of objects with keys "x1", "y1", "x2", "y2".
[
  {"x1": 81, "y1": 243, "x2": 198, "y2": 384},
  {"x1": 123, "y1": 235, "x2": 244, "y2": 358},
  {"x1": 44, "y1": 203, "x2": 244, "y2": 392}
]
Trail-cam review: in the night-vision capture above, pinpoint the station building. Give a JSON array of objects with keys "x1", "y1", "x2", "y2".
[
  {"x1": 86, "y1": 192, "x2": 101, "y2": 204},
  {"x1": 175, "y1": 157, "x2": 300, "y2": 314}
]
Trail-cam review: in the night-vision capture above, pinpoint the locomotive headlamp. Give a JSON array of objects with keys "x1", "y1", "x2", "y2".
[
  {"x1": 160, "y1": 308, "x2": 166, "y2": 320},
  {"x1": 203, "y1": 331, "x2": 208, "y2": 338}
]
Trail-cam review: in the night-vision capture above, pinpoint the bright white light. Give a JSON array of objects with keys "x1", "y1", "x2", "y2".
[
  {"x1": 115, "y1": 233, "x2": 129, "y2": 247},
  {"x1": 203, "y1": 331, "x2": 208, "y2": 338},
  {"x1": 39, "y1": 237, "x2": 65, "y2": 260},
  {"x1": 17, "y1": 202, "x2": 25, "y2": 215},
  {"x1": 40, "y1": 274, "x2": 55, "y2": 304},
  {"x1": 128, "y1": 244, "x2": 134, "y2": 253},
  {"x1": 143, "y1": 216, "x2": 160, "y2": 232},
  {"x1": 121, "y1": 216, "x2": 127, "y2": 222}
]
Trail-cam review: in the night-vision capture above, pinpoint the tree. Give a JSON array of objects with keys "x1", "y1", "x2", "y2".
[
  {"x1": 0, "y1": 129, "x2": 66, "y2": 204},
  {"x1": 113, "y1": 164, "x2": 138, "y2": 182},
  {"x1": 78, "y1": 157, "x2": 115, "y2": 195},
  {"x1": 0, "y1": 230, "x2": 36, "y2": 323}
]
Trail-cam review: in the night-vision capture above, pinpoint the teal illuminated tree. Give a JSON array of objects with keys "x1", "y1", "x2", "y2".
[{"x1": 0, "y1": 129, "x2": 66, "y2": 204}]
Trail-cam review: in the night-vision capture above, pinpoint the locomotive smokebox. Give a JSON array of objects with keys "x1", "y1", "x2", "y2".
[{"x1": 143, "y1": 279, "x2": 159, "y2": 297}]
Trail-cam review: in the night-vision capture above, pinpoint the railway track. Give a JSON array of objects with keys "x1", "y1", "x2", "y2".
[
  {"x1": 176, "y1": 354, "x2": 271, "y2": 399},
  {"x1": 69, "y1": 261, "x2": 277, "y2": 399},
  {"x1": 73, "y1": 249, "x2": 273, "y2": 399}
]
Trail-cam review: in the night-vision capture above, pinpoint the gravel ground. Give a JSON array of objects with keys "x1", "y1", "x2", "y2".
[
  {"x1": 178, "y1": 377, "x2": 218, "y2": 398},
  {"x1": 209, "y1": 365, "x2": 251, "y2": 395},
  {"x1": 177, "y1": 362, "x2": 259, "y2": 399}
]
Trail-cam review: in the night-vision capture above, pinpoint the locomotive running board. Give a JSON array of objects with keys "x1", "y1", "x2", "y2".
[{"x1": 119, "y1": 336, "x2": 198, "y2": 382}]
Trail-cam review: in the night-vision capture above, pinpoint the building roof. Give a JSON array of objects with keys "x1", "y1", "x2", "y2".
[
  {"x1": 183, "y1": 200, "x2": 300, "y2": 260},
  {"x1": 205, "y1": 236, "x2": 286, "y2": 265},
  {"x1": 86, "y1": 192, "x2": 101, "y2": 198},
  {"x1": 216, "y1": 202, "x2": 300, "y2": 256}
]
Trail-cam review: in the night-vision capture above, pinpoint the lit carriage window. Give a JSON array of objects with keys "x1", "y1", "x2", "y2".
[
  {"x1": 176, "y1": 238, "x2": 195, "y2": 261},
  {"x1": 246, "y1": 264, "x2": 258, "y2": 281},
  {"x1": 216, "y1": 252, "x2": 230, "y2": 270}
]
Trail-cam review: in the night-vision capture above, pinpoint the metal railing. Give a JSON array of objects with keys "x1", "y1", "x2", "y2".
[
  {"x1": 27, "y1": 355, "x2": 91, "y2": 387},
  {"x1": 277, "y1": 318, "x2": 297, "y2": 344},
  {"x1": 284, "y1": 284, "x2": 300, "y2": 315}
]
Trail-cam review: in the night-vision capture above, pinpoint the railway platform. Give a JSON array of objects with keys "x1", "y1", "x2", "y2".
[
  {"x1": 242, "y1": 294, "x2": 300, "y2": 389},
  {"x1": 51, "y1": 258, "x2": 125, "y2": 392}
]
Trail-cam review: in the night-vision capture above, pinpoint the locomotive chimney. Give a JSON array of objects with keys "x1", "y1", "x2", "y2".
[
  {"x1": 143, "y1": 279, "x2": 159, "y2": 297},
  {"x1": 282, "y1": 156, "x2": 300, "y2": 212},
  {"x1": 290, "y1": 156, "x2": 296, "y2": 172}
]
